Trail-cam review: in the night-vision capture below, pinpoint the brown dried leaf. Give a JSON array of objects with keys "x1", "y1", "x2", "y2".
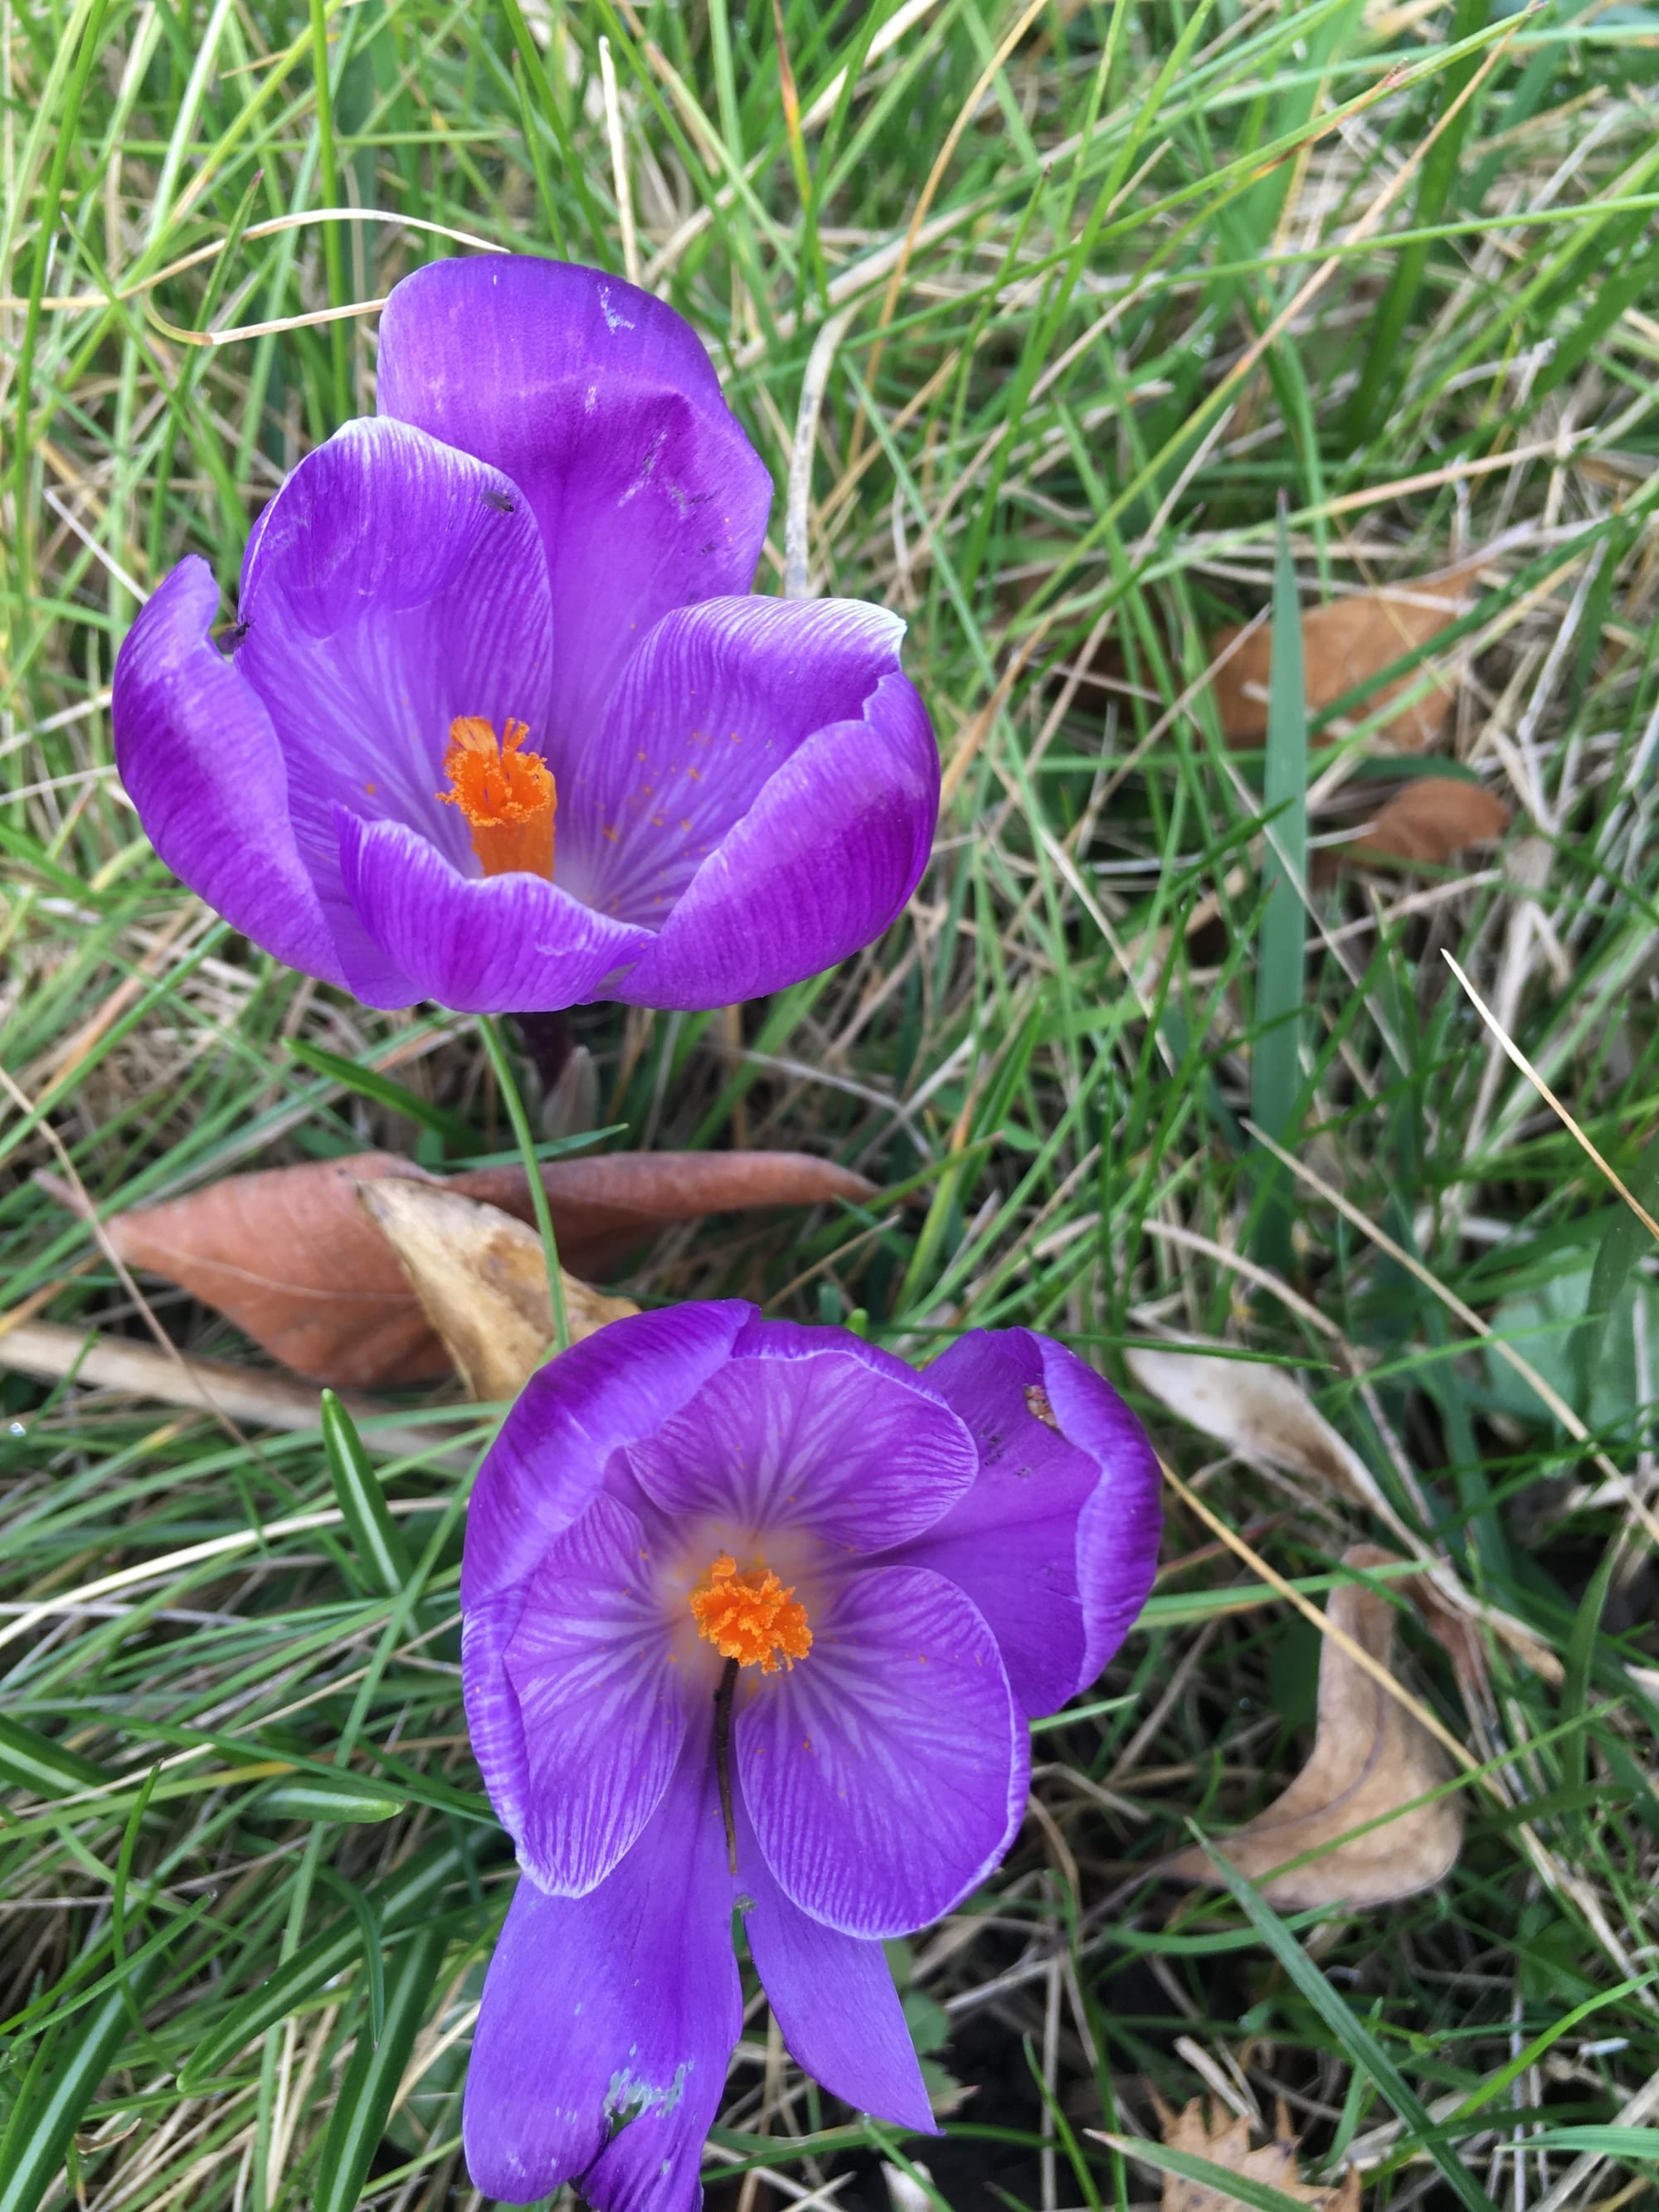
[
  {"x1": 96, "y1": 1152, "x2": 441, "y2": 1391},
  {"x1": 355, "y1": 1179, "x2": 635, "y2": 1403},
  {"x1": 61, "y1": 1149, "x2": 872, "y2": 1390},
  {"x1": 1125, "y1": 1343, "x2": 1391, "y2": 1518},
  {"x1": 451, "y1": 1150, "x2": 876, "y2": 1277},
  {"x1": 1163, "y1": 1545, "x2": 1464, "y2": 1907},
  {"x1": 1343, "y1": 778, "x2": 1511, "y2": 870},
  {"x1": 1151, "y1": 2096, "x2": 1361, "y2": 2212},
  {"x1": 1125, "y1": 1339, "x2": 1563, "y2": 1684},
  {"x1": 1212, "y1": 566, "x2": 1477, "y2": 753},
  {"x1": 1408, "y1": 1573, "x2": 1496, "y2": 1723}
]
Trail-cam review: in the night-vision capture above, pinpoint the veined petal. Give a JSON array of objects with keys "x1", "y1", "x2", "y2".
[
  {"x1": 333, "y1": 810, "x2": 651, "y2": 1013},
  {"x1": 891, "y1": 1334, "x2": 1160, "y2": 1714},
  {"x1": 110, "y1": 559, "x2": 363, "y2": 991},
  {"x1": 463, "y1": 1723, "x2": 740, "y2": 2210},
  {"x1": 377, "y1": 256, "x2": 773, "y2": 743},
  {"x1": 1002, "y1": 1694, "x2": 1034, "y2": 1861},
  {"x1": 625, "y1": 1347, "x2": 976, "y2": 1553},
  {"x1": 460, "y1": 1585, "x2": 535, "y2": 1847},
  {"x1": 1049, "y1": 1341, "x2": 1164, "y2": 1684},
  {"x1": 737, "y1": 1565, "x2": 1019, "y2": 1937},
  {"x1": 617, "y1": 658, "x2": 938, "y2": 1010},
  {"x1": 884, "y1": 1330, "x2": 1102, "y2": 1716},
  {"x1": 236, "y1": 417, "x2": 556, "y2": 922},
  {"x1": 377, "y1": 257, "x2": 733, "y2": 468},
  {"x1": 499, "y1": 1494, "x2": 687, "y2": 1894},
  {"x1": 737, "y1": 1796, "x2": 936, "y2": 2134},
  {"x1": 464, "y1": 1302, "x2": 753, "y2": 1607},
  {"x1": 555, "y1": 596, "x2": 924, "y2": 928}
]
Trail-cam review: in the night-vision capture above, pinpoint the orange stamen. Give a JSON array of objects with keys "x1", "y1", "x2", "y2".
[
  {"x1": 439, "y1": 717, "x2": 556, "y2": 879},
  {"x1": 689, "y1": 1554, "x2": 812, "y2": 1675}
]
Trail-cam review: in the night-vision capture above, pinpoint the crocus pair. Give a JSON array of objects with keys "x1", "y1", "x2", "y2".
[
  {"x1": 111, "y1": 254, "x2": 1164, "y2": 2207},
  {"x1": 112, "y1": 256, "x2": 937, "y2": 1013},
  {"x1": 461, "y1": 1301, "x2": 1160, "y2": 2208}
]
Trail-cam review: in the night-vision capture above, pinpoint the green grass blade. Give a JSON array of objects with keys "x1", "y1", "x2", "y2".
[
  {"x1": 1344, "y1": 0, "x2": 1491, "y2": 441},
  {"x1": 0, "y1": 1944, "x2": 164, "y2": 2212},
  {"x1": 8, "y1": 0, "x2": 112, "y2": 608},
  {"x1": 0, "y1": 1714, "x2": 109, "y2": 1800},
  {"x1": 256, "y1": 1777, "x2": 407, "y2": 1823},
  {"x1": 311, "y1": 1925, "x2": 449, "y2": 2212},
  {"x1": 479, "y1": 1015, "x2": 570, "y2": 1353},
  {"x1": 1249, "y1": 498, "x2": 1308, "y2": 1273},
  {"x1": 285, "y1": 1038, "x2": 475, "y2": 1147},
  {"x1": 321, "y1": 1389, "x2": 415, "y2": 1598},
  {"x1": 175, "y1": 1842, "x2": 462, "y2": 2093},
  {"x1": 1201, "y1": 1844, "x2": 1501, "y2": 2212},
  {"x1": 1575, "y1": 1123, "x2": 1659, "y2": 1402}
]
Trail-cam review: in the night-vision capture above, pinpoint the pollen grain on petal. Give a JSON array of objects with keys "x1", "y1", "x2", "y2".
[
  {"x1": 689, "y1": 1553, "x2": 811, "y2": 1675},
  {"x1": 439, "y1": 716, "x2": 556, "y2": 879}
]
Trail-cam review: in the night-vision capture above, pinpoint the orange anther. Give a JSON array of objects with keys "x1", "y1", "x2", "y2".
[
  {"x1": 689, "y1": 1554, "x2": 812, "y2": 1675},
  {"x1": 440, "y1": 717, "x2": 556, "y2": 879}
]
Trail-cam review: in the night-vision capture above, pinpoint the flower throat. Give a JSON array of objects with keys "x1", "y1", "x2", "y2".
[{"x1": 440, "y1": 717, "x2": 556, "y2": 879}]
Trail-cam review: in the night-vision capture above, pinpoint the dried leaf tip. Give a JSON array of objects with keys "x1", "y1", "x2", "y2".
[
  {"x1": 1160, "y1": 1544, "x2": 1465, "y2": 1908},
  {"x1": 354, "y1": 1179, "x2": 634, "y2": 1403},
  {"x1": 1150, "y1": 2094, "x2": 1362, "y2": 2212}
]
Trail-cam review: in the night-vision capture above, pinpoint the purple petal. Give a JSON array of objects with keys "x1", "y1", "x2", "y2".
[
  {"x1": 376, "y1": 256, "x2": 773, "y2": 742},
  {"x1": 729, "y1": 1315, "x2": 873, "y2": 1359},
  {"x1": 236, "y1": 415, "x2": 556, "y2": 911},
  {"x1": 111, "y1": 558, "x2": 355, "y2": 989},
  {"x1": 736, "y1": 1794, "x2": 937, "y2": 2133},
  {"x1": 1004, "y1": 1694, "x2": 1034, "y2": 1857},
  {"x1": 333, "y1": 810, "x2": 651, "y2": 1013},
  {"x1": 554, "y1": 597, "x2": 927, "y2": 932},
  {"x1": 478, "y1": 1493, "x2": 688, "y2": 1894},
  {"x1": 618, "y1": 654, "x2": 938, "y2": 1010},
  {"x1": 883, "y1": 1333, "x2": 1092, "y2": 1715},
  {"x1": 624, "y1": 1346, "x2": 976, "y2": 1553},
  {"x1": 463, "y1": 1302, "x2": 753, "y2": 1607},
  {"x1": 891, "y1": 1331, "x2": 1162, "y2": 1715},
  {"x1": 464, "y1": 1725, "x2": 740, "y2": 2209},
  {"x1": 737, "y1": 1565, "x2": 1019, "y2": 1937},
  {"x1": 1048, "y1": 1343, "x2": 1165, "y2": 1682},
  {"x1": 460, "y1": 1585, "x2": 536, "y2": 1849}
]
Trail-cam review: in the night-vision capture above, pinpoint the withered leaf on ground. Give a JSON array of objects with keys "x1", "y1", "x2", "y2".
[
  {"x1": 450, "y1": 1149, "x2": 875, "y2": 1269},
  {"x1": 1340, "y1": 777, "x2": 1511, "y2": 871},
  {"x1": 1139, "y1": 2095, "x2": 1361, "y2": 2212},
  {"x1": 1163, "y1": 1544, "x2": 1464, "y2": 1907},
  {"x1": 1126, "y1": 1337, "x2": 1562, "y2": 1683},
  {"x1": 356, "y1": 1179, "x2": 635, "y2": 1402},
  {"x1": 1126, "y1": 1342, "x2": 1391, "y2": 1518},
  {"x1": 78, "y1": 1152, "x2": 440, "y2": 1390},
  {"x1": 1212, "y1": 565, "x2": 1478, "y2": 753},
  {"x1": 43, "y1": 1149, "x2": 873, "y2": 1390}
]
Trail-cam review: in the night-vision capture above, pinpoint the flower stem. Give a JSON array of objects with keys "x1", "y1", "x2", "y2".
[
  {"x1": 307, "y1": 0, "x2": 352, "y2": 425},
  {"x1": 479, "y1": 1014, "x2": 571, "y2": 1355},
  {"x1": 713, "y1": 1656, "x2": 739, "y2": 1875}
]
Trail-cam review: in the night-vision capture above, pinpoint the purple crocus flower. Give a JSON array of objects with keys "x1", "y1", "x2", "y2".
[
  {"x1": 461, "y1": 1301, "x2": 1160, "y2": 2208},
  {"x1": 110, "y1": 259, "x2": 937, "y2": 1013}
]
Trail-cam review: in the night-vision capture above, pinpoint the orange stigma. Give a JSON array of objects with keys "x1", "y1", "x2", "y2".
[
  {"x1": 439, "y1": 717, "x2": 555, "y2": 879},
  {"x1": 689, "y1": 1554, "x2": 812, "y2": 1675}
]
